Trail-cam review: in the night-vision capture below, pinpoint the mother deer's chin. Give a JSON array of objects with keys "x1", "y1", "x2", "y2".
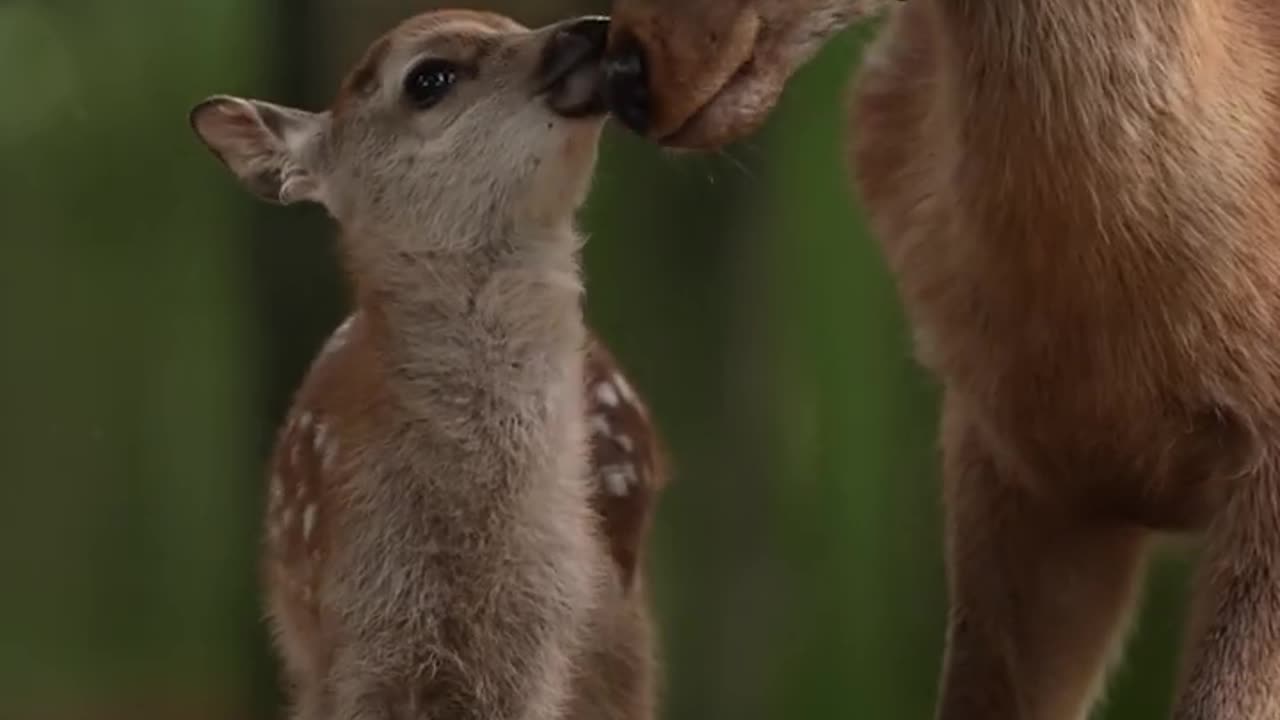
[
  {"x1": 659, "y1": 63, "x2": 785, "y2": 149},
  {"x1": 604, "y1": 44, "x2": 783, "y2": 150}
]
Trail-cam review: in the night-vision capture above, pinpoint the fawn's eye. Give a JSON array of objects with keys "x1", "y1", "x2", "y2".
[{"x1": 403, "y1": 59, "x2": 459, "y2": 110}]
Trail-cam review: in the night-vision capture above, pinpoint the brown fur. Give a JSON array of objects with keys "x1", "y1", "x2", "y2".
[
  {"x1": 265, "y1": 320, "x2": 663, "y2": 720},
  {"x1": 192, "y1": 10, "x2": 662, "y2": 720},
  {"x1": 607, "y1": 0, "x2": 892, "y2": 146},
  {"x1": 570, "y1": 338, "x2": 666, "y2": 720},
  {"x1": 610, "y1": 0, "x2": 1280, "y2": 717}
]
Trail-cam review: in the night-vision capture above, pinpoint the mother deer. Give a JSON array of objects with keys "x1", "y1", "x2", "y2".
[{"x1": 602, "y1": 1, "x2": 1280, "y2": 718}]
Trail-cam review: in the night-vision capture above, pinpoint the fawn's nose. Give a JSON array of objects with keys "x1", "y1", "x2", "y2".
[
  {"x1": 602, "y1": 30, "x2": 651, "y2": 135},
  {"x1": 540, "y1": 16, "x2": 610, "y2": 117}
]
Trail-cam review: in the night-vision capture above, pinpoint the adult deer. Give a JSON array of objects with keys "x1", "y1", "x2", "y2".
[{"x1": 604, "y1": 1, "x2": 1280, "y2": 718}]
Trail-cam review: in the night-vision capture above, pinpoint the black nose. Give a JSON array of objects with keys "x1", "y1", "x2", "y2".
[
  {"x1": 540, "y1": 16, "x2": 610, "y2": 89},
  {"x1": 602, "y1": 29, "x2": 651, "y2": 135}
]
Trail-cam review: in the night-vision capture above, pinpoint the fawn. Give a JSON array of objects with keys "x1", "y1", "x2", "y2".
[
  {"x1": 602, "y1": 0, "x2": 1280, "y2": 718},
  {"x1": 190, "y1": 10, "x2": 664, "y2": 720}
]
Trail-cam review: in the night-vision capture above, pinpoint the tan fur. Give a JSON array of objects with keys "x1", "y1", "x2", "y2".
[
  {"x1": 192, "y1": 11, "x2": 663, "y2": 720},
  {"x1": 611, "y1": 0, "x2": 1280, "y2": 717},
  {"x1": 607, "y1": 0, "x2": 892, "y2": 146},
  {"x1": 570, "y1": 339, "x2": 666, "y2": 720}
]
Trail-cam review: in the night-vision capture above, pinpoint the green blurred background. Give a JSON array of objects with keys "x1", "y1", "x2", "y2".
[{"x1": 0, "y1": 1, "x2": 1195, "y2": 717}]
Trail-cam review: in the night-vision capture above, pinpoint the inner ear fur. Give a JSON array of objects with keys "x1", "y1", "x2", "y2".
[{"x1": 189, "y1": 95, "x2": 330, "y2": 206}]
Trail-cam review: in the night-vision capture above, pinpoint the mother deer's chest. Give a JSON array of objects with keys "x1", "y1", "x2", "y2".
[{"x1": 905, "y1": 223, "x2": 1267, "y2": 523}]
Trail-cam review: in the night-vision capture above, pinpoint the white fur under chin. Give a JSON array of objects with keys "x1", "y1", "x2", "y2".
[{"x1": 321, "y1": 217, "x2": 604, "y2": 719}]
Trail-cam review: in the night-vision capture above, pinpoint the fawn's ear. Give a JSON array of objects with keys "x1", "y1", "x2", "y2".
[{"x1": 190, "y1": 95, "x2": 331, "y2": 206}]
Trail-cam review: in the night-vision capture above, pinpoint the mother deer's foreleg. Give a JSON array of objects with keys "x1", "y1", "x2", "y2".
[
  {"x1": 1171, "y1": 468, "x2": 1280, "y2": 720},
  {"x1": 937, "y1": 413, "x2": 1149, "y2": 720}
]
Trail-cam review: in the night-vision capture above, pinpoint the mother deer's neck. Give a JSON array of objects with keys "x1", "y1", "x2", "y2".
[
  {"x1": 927, "y1": 0, "x2": 1233, "y2": 239},
  {"x1": 934, "y1": 0, "x2": 1217, "y2": 122},
  {"x1": 935, "y1": 0, "x2": 1206, "y2": 52}
]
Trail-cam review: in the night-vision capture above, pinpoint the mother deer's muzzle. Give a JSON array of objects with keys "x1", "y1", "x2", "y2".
[{"x1": 603, "y1": 0, "x2": 896, "y2": 149}]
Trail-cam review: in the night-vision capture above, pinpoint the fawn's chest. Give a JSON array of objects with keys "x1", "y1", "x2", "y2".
[
  {"x1": 264, "y1": 311, "x2": 596, "y2": 630},
  {"x1": 891, "y1": 207, "x2": 1280, "y2": 527}
]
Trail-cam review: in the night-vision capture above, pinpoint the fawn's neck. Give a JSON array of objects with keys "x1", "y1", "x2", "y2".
[{"x1": 346, "y1": 221, "x2": 586, "y2": 427}]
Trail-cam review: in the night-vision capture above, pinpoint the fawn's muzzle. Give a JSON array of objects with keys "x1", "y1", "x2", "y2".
[
  {"x1": 540, "y1": 16, "x2": 610, "y2": 118},
  {"x1": 601, "y1": 30, "x2": 651, "y2": 135}
]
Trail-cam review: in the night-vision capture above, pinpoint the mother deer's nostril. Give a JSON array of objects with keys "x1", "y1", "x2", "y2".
[{"x1": 603, "y1": 30, "x2": 651, "y2": 136}]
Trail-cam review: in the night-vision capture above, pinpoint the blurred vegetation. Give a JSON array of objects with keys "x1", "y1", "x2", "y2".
[{"x1": 0, "y1": 0, "x2": 1192, "y2": 718}]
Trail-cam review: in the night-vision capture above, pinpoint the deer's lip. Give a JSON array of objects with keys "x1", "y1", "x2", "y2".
[
  {"x1": 536, "y1": 16, "x2": 610, "y2": 118},
  {"x1": 540, "y1": 30, "x2": 609, "y2": 118},
  {"x1": 538, "y1": 43, "x2": 604, "y2": 96},
  {"x1": 603, "y1": 19, "x2": 767, "y2": 149},
  {"x1": 656, "y1": 56, "x2": 778, "y2": 150},
  {"x1": 545, "y1": 64, "x2": 608, "y2": 118}
]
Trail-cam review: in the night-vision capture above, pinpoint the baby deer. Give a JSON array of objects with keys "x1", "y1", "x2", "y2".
[{"x1": 190, "y1": 11, "x2": 663, "y2": 720}]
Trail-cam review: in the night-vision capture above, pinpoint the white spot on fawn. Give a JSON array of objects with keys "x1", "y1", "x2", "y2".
[
  {"x1": 590, "y1": 414, "x2": 611, "y2": 437},
  {"x1": 320, "y1": 314, "x2": 356, "y2": 359},
  {"x1": 612, "y1": 372, "x2": 637, "y2": 403},
  {"x1": 601, "y1": 464, "x2": 638, "y2": 497},
  {"x1": 616, "y1": 434, "x2": 635, "y2": 453},
  {"x1": 313, "y1": 420, "x2": 328, "y2": 455},
  {"x1": 302, "y1": 503, "x2": 318, "y2": 541},
  {"x1": 594, "y1": 381, "x2": 620, "y2": 408}
]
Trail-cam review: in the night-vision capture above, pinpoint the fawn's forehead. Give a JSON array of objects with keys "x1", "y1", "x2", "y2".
[
  {"x1": 394, "y1": 9, "x2": 526, "y2": 54},
  {"x1": 340, "y1": 11, "x2": 526, "y2": 101}
]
